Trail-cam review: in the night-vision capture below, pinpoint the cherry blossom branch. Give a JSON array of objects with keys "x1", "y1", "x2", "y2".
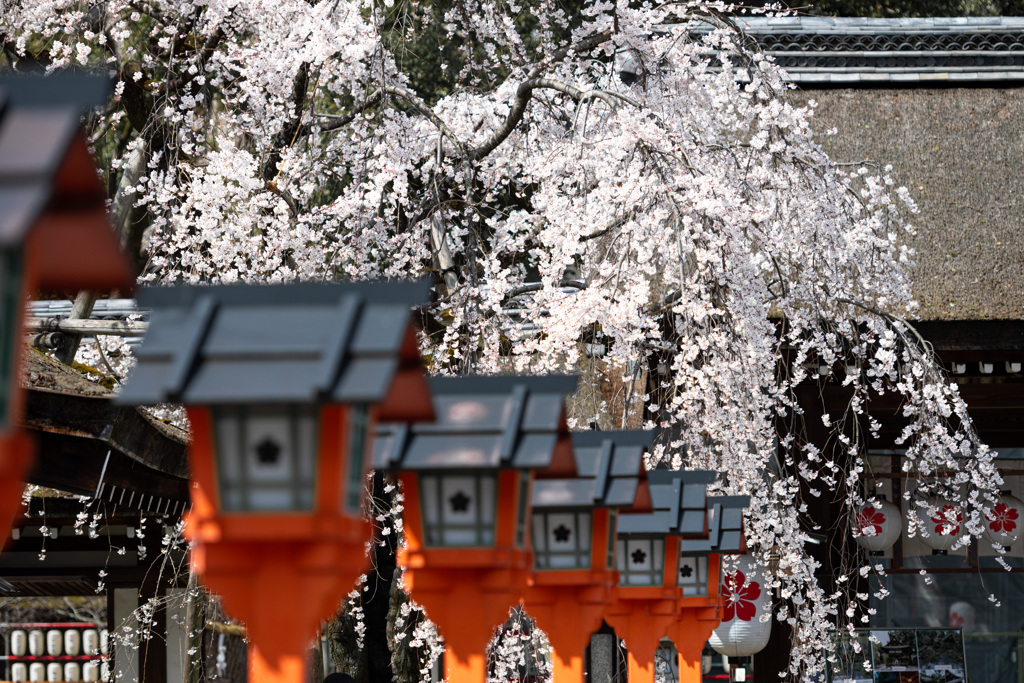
[
  {"x1": 470, "y1": 77, "x2": 640, "y2": 160},
  {"x1": 303, "y1": 89, "x2": 384, "y2": 135},
  {"x1": 164, "y1": 25, "x2": 224, "y2": 92},
  {"x1": 580, "y1": 210, "x2": 638, "y2": 242},
  {"x1": 502, "y1": 279, "x2": 587, "y2": 304},
  {"x1": 383, "y1": 85, "x2": 469, "y2": 158}
]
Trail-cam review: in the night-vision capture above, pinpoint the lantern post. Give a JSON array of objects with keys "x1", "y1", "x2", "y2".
[
  {"x1": 116, "y1": 282, "x2": 434, "y2": 683},
  {"x1": 0, "y1": 74, "x2": 136, "y2": 538},
  {"x1": 374, "y1": 375, "x2": 578, "y2": 683},
  {"x1": 606, "y1": 470, "x2": 748, "y2": 683},
  {"x1": 523, "y1": 430, "x2": 653, "y2": 683}
]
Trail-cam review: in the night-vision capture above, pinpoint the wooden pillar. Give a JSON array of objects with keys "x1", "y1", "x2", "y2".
[
  {"x1": 668, "y1": 606, "x2": 721, "y2": 683},
  {"x1": 527, "y1": 586, "x2": 608, "y2": 683},
  {"x1": 402, "y1": 567, "x2": 528, "y2": 683},
  {"x1": 606, "y1": 603, "x2": 676, "y2": 683}
]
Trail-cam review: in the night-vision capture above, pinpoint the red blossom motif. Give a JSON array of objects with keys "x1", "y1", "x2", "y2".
[
  {"x1": 853, "y1": 507, "x2": 885, "y2": 537},
  {"x1": 722, "y1": 569, "x2": 761, "y2": 622},
  {"x1": 931, "y1": 505, "x2": 962, "y2": 536},
  {"x1": 987, "y1": 503, "x2": 1019, "y2": 534},
  {"x1": 949, "y1": 612, "x2": 964, "y2": 628}
]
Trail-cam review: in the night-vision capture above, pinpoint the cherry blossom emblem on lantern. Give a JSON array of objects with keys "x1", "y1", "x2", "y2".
[
  {"x1": 722, "y1": 569, "x2": 761, "y2": 622},
  {"x1": 987, "y1": 503, "x2": 1019, "y2": 534},
  {"x1": 853, "y1": 507, "x2": 885, "y2": 537},
  {"x1": 931, "y1": 505, "x2": 962, "y2": 536}
]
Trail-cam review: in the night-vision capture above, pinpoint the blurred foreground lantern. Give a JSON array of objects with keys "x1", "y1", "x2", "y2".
[
  {"x1": 607, "y1": 470, "x2": 748, "y2": 683},
  {"x1": 525, "y1": 430, "x2": 653, "y2": 683},
  {"x1": 708, "y1": 555, "x2": 771, "y2": 657},
  {"x1": 375, "y1": 375, "x2": 578, "y2": 683},
  {"x1": 851, "y1": 498, "x2": 902, "y2": 554},
  {"x1": 984, "y1": 493, "x2": 1024, "y2": 547},
  {"x1": 0, "y1": 74, "x2": 135, "y2": 538},
  {"x1": 117, "y1": 281, "x2": 433, "y2": 683}
]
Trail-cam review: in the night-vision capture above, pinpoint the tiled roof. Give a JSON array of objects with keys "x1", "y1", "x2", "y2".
[{"x1": 704, "y1": 17, "x2": 1024, "y2": 83}]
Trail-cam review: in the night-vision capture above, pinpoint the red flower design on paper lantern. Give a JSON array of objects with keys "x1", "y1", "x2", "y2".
[
  {"x1": 722, "y1": 569, "x2": 762, "y2": 622},
  {"x1": 853, "y1": 507, "x2": 885, "y2": 537},
  {"x1": 916, "y1": 499, "x2": 965, "y2": 553},
  {"x1": 931, "y1": 505, "x2": 962, "y2": 536},
  {"x1": 852, "y1": 500, "x2": 901, "y2": 552},
  {"x1": 988, "y1": 503, "x2": 1019, "y2": 534},
  {"x1": 983, "y1": 494, "x2": 1024, "y2": 547}
]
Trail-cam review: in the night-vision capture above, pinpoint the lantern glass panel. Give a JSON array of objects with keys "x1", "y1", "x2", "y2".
[
  {"x1": 532, "y1": 510, "x2": 592, "y2": 570},
  {"x1": 214, "y1": 405, "x2": 318, "y2": 512},
  {"x1": 616, "y1": 537, "x2": 665, "y2": 586},
  {"x1": 420, "y1": 473, "x2": 497, "y2": 546},
  {"x1": 677, "y1": 554, "x2": 710, "y2": 596},
  {"x1": 344, "y1": 404, "x2": 370, "y2": 514},
  {"x1": 0, "y1": 249, "x2": 22, "y2": 432}
]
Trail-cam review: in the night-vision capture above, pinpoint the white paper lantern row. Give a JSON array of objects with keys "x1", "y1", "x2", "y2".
[
  {"x1": 6, "y1": 627, "x2": 107, "y2": 683},
  {"x1": 708, "y1": 555, "x2": 772, "y2": 657},
  {"x1": 8, "y1": 628, "x2": 105, "y2": 657},
  {"x1": 851, "y1": 499, "x2": 902, "y2": 552}
]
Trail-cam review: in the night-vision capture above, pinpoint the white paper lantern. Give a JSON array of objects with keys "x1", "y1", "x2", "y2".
[
  {"x1": 82, "y1": 662, "x2": 99, "y2": 683},
  {"x1": 64, "y1": 663, "x2": 80, "y2": 683},
  {"x1": 852, "y1": 499, "x2": 902, "y2": 552},
  {"x1": 29, "y1": 663, "x2": 45, "y2": 683},
  {"x1": 917, "y1": 499, "x2": 965, "y2": 553},
  {"x1": 82, "y1": 630, "x2": 99, "y2": 656},
  {"x1": 10, "y1": 629, "x2": 27, "y2": 656},
  {"x1": 28, "y1": 631, "x2": 44, "y2": 656},
  {"x1": 709, "y1": 555, "x2": 772, "y2": 657},
  {"x1": 12, "y1": 663, "x2": 28, "y2": 683},
  {"x1": 46, "y1": 663, "x2": 62, "y2": 683},
  {"x1": 949, "y1": 601, "x2": 976, "y2": 631},
  {"x1": 983, "y1": 494, "x2": 1024, "y2": 546},
  {"x1": 64, "y1": 630, "x2": 81, "y2": 657},
  {"x1": 46, "y1": 630, "x2": 63, "y2": 656}
]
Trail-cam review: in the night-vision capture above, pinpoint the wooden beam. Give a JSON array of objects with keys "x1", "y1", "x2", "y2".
[{"x1": 25, "y1": 316, "x2": 148, "y2": 337}]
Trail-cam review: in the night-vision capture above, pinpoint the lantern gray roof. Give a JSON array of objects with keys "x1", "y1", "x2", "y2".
[
  {"x1": 0, "y1": 74, "x2": 111, "y2": 247},
  {"x1": 117, "y1": 281, "x2": 431, "y2": 406},
  {"x1": 373, "y1": 375, "x2": 578, "y2": 470},
  {"x1": 617, "y1": 469, "x2": 748, "y2": 553},
  {"x1": 531, "y1": 431, "x2": 653, "y2": 509}
]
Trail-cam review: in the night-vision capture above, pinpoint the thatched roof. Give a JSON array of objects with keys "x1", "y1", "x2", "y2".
[{"x1": 788, "y1": 86, "x2": 1024, "y2": 321}]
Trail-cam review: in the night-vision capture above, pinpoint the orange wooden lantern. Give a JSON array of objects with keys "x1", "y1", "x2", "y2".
[
  {"x1": 605, "y1": 471, "x2": 748, "y2": 683},
  {"x1": 0, "y1": 74, "x2": 135, "y2": 540},
  {"x1": 116, "y1": 282, "x2": 434, "y2": 683},
  {"x1": 374, "y1": 375, "x2": 578, "y2": 683},
  {"x1": 524, "y1": 430, "x2": 653, "y2": 683}
]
